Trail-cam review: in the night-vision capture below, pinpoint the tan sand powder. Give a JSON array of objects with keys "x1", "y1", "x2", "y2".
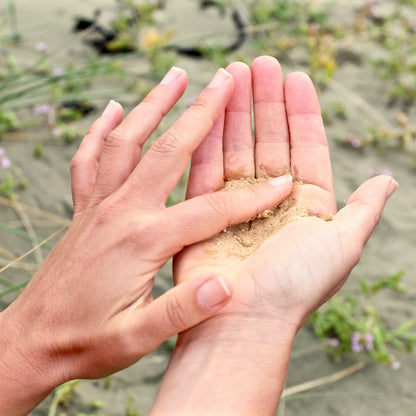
[{"x1": 208, "y1": 178, "x2": 331, "y2": 257}]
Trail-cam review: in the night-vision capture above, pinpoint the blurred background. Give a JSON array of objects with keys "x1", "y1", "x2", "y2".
[{"x1": 1, "y1": 1, "x2": 416, "y2": 414}]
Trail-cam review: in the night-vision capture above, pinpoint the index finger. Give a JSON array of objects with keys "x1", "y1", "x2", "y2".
[{"x1": 122, "y1": 68, "x2": 234, "y2": 207}]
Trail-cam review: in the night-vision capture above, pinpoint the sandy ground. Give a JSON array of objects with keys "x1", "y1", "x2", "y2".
[{"x1": 1, "y1": 0, "x2": 416, "y2": 414}]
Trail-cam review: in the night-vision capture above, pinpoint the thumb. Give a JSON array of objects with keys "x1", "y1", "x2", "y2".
[
  {"x1": 333, "y1": 175, "x2": 398, "y2": 268},
  {"x1": 136, "y1": 276, "x2": 231, "y2": 353}
]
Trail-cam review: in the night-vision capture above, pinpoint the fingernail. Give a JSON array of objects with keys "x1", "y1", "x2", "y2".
[
  {"x1": 160, "y1": 66, "x2": 183, "y2": 84},
  {"x1": 197, "y1": 277, "x2": 231, "y2": 310},
  {"x1": 387, "y1": 179, "x2": 399, "y2": 199},
  {"x1": 208, "y1": 68, "x2": 230, "y2": 88},
  {"x1": 102, "y1": 99, "x2": 119, "y2": 117},
  {"x1": 268, "y1": 174, "x2": 293, "y2": 187}
]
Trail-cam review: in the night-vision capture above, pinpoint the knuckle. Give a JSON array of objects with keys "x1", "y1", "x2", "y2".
[
  {"x1": 133, "y1": 215, "x2": 155, "y2": 237},
  {"x1": 69, "y1": 154, "x2": 84, "y2": 174},
  {"x1": 91, "y1": 195, "x2": 130, "y2": 226},
  {"x1": 91, "y1": 201, "x2": 114, "y2": 226},
  {"x1": 350, "y1": 244, "x2": 364, "y2": 266},
  {"x1": 203, "y1": 191, "x2": 231, "y2": 220},
  {"x1": 355, "y1": 200, "x2": 380, "y2": 230},
  {"x1": 246, "y1": 184, "x2": 260, "y2": 199},
  {"x1": 164, "y1": 294, "x2": 188, "y2": 331},
  {"x1": 105, "y1": 128, "x2": 128, "y2": 148},
  {"x1": 152, "y1": 128, "x2": 186, "y2": 156},
  {"x1": 189, "y1": 98, "x2": 214, "y2": 123},
  {"x1": 126, "y1": 214, "x2": 160, "y2": 249},
  {"x1": 245, "y1": 186, "x2": 264, "y2": 216}
]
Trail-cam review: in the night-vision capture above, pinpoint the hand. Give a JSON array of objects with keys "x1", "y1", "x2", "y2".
[
  {"x1": 151, "y1": 57, "x2": 397, "y2": 415},
  {"x1": 0, "y1": 67, "x2": 293, "y2": 415}
]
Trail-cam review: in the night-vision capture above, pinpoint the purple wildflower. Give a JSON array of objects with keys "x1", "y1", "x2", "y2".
[
  {"x1": 34, "y1": 104, "x2": 52, "y2": 116},
  {"x1": 364, "y1": 0, "x2": 377, "y2": 13},
  {"x1": 351, "y1": 332, "x2": 364, "y2": 353},
  {"x1": 326, "y1": 338, "x2": 340, "y2": 348},
  {"x1": 345, "y1": 133, "x2": 362, "y2": 149},
  {"x1": 103, "y1": 12, "x2": 116, "y2": 23},
  {"x1": 406, "y1": 17, "x2": 416, "y2": 31},
  {"x1": 35, "y1": 41, "x2": 49, "y2": 53},
  {"x1": 366, "y1": 167, "x2": 393, "y2": 178},
  {"x1": 364, "y1": 333, "x2": 374, "y2": 351},
  {"x1": 1, "y1": 157, "x2": 11, "y2": 168},
  {"x1": 52, "y1": 67, "x2": 64, "y2": 76},
  {"x1": 52, "y1": 127, "x2": 61, "y2": 137},
  {"x1": 0, "y1": 148, "x2": 11, "y2": 169},
  {"x1": 391, "y1": 361, "x2": 401, "y2": 370},
  {"x1": 186, "y1": 96, "x2": 197, "y2": 107}
]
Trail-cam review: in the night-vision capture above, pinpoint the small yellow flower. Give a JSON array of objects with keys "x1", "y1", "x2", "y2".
[{"x1": 140, "y1": 27, "x2": 175, "y2": 49}]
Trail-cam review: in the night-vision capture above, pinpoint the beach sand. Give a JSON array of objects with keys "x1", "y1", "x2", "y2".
[{"x1": 1, "y1": 0, "x2": 416, "y2": 414}]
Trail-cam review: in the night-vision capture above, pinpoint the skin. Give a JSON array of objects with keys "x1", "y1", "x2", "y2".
[
  {"x1": 0, "y1": 66, "x2": 294, "y2": 416},
  {"x1": 150, "y1": 56, "x2": 398, "y2": 416}
]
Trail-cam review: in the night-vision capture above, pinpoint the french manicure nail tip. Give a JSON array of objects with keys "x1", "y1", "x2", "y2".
[
  {"x1": 160, "y1": 66, "x2": 183, "y2": 84},
  {"x1": 197, "y1": 277, "x2": 230, "y2": 309},
  {"x1": 386, "y1": 179, "x2": 399, "y2": 199},
  {"x1": 267, "y1": 174, "x2": 293, "y2": 187},
  {"x1": 102, "y1": 100, "x2": 118, "y2": 117},
  {"x1": 208, "y1": 68, "x2": 230, "y2": 88}
]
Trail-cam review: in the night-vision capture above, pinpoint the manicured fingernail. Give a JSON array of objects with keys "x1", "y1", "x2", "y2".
[
  {"x1": 197, "y1": 277, "x2": 231, "y2": 310},
  {"x1": 208, "y1": 68, "x2": 230, "y2": 88},
  {"x1": 387, "y1": 179, "x2": 399, "y2": 199},
  {"x1": 268, "y1": 174, "x2": 293, "y2": 187},
  {"x1": 160, "y1": 66, "x2": 183, "y2": 84},
  {"x1": 102, "y1": 100, "x2": 119, "y2": 117}
]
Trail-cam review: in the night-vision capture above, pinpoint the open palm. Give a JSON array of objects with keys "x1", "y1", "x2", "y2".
[{"x1": 174, "y1": 56, "x2": 396, "y2": 327}]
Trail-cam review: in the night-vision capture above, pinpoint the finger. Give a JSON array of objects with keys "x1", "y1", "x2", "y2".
[
  {"x1": 252, "y1": 56, "x2": 290, "y2": 177},
  {"x1": 334, "y1": 175, "x2": 398, "y2": 264},
  {"x1": 223, "y1": 62, "x2": 255, "y2": 180},
  {"x1": 91, "y1": 67, "x2": 188, "y2": 203},
  {"x1": 122, "y1": 68, "x2": 234, "y2": 206},
  {"x1": 134, "y1": 275, "x2": 231, "y2": 355},
  {"x1": 186, "y1": 112, "x2": 225, "y2": 199},
  {"x1": 70, "y1": 100, "x2": 124, "y2": 215},
  {"x1": 285, "y1": 72, "x2": 334, "y2": 193},
  {"x1": 162, "y1": 174, "x2": 292, "y2": 251}
]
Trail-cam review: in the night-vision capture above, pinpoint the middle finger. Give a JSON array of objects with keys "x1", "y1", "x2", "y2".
[
  {"x1": 252, "y1": 56, "x2": 290, "y2": 178},
  {"x1": 223, "y1": 62, "x2": 255, "y2": 180}
]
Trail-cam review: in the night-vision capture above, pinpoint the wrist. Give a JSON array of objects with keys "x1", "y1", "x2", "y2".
[
  {"x1": 0, "y1": 304, "x2": 65, "y2": 415},
  {"x1": 151, "y1": 314, "x2": 297, "y2": 416}
]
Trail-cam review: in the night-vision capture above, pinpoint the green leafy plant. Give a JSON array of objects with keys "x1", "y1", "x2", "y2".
[
  {"x1": 0, "y1": 110, "x2": 18, "y2": 138},
  {"x1": 126, "y1": 396, "x2": 142, "y2": 416},
  {"x1": 248, "y1": 0, "x2": 338, "y2": 86},
  {"x1": 48, "y1": 380, "x2": 80, "y2": 416},
  {"x1": 33, "y1": 143, "x2": 43, "y2": 158},
  {"x1": 309, "y1": 271, "x2": 416, "y2": 367},
  {"x1": 0, "y1": 172, "x2": 14, "y2": 199}
]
